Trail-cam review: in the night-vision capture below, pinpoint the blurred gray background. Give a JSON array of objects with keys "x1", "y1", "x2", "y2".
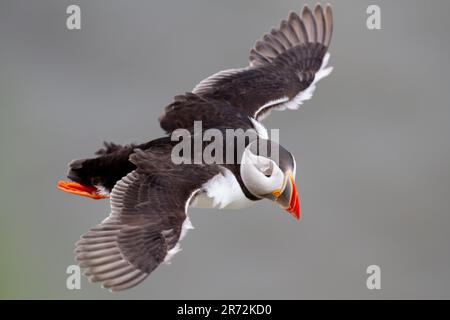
[{"x1": 1, "y1": 0, "x2": 450, "y2": 299}]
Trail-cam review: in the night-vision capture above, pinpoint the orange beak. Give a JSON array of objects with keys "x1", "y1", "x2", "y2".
[
  {"x1": 285, "y1": 176, "x2": 300, "y2": 220},
  {"x1": 275, "y1": 175, "x2": 300, "y2": 220},
  {"x1": 57, "y1": 181, "x2": 108, "y2": 200}
]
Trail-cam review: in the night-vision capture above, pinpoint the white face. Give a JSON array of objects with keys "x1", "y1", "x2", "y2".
[{"x1": 240, "y1": 147, "x2": 286, "y2": 198}]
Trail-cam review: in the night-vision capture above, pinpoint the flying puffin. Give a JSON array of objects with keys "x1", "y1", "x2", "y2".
[{"x1": 58, "y1": 3, "x2": 333, "y2": 291}]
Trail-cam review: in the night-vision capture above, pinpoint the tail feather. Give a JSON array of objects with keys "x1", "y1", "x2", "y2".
[{"x1": 67, "y1": 142, "x2": 136, "y2": 192}]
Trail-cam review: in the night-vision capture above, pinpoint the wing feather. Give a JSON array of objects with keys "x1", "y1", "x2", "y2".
[
  {"x1": 160, "y1": 4, "x2": 334, "y2": 130},
  {"x1": 75, "y1": 145, "x2": 221, "y2": 291}
]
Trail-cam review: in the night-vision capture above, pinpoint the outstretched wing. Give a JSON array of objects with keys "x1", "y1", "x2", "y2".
[
  {"x1": 192, "y1": 4, "x2": 333, "y2": 121},
  {"x1": 75, "y1": 146, "x2": 221, "y2": 291}
]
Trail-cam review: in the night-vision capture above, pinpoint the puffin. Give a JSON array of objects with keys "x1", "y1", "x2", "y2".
[{"x1": 58, "y1": 3, "x2": 333, "y2": 291}]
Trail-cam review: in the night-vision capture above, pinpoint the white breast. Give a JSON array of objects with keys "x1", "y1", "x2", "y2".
[
  {"x1": 190, "y1": 167, "x2": 255, "y2": 210},
  {"x1": 164, "y1": 169, "x2": 254, "y2": 265}
]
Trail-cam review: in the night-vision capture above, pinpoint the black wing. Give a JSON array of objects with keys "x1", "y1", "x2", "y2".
[
  {"x1": 159, "y1": 93, "x2": 253, "y2": 134},
  {"x1": 191, "y1": 4, "x2": 333, "y2": 121},
  {"x1": 75, "y1": 145, "x2": 221, "y2": 291}
]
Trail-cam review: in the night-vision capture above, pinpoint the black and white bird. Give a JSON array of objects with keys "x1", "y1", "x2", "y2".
[{"x1": 58, "y1": 3, "x2": 333, "y2": 291}]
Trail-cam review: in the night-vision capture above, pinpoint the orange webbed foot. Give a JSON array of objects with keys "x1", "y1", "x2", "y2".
[{"x1": 57, "y1": 181, "x2": 108, "y2": 200}]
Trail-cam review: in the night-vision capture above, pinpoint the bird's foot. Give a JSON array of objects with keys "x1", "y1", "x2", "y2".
[{"x1": 57, "y1": 181, "x2": 108, "y2": 200}]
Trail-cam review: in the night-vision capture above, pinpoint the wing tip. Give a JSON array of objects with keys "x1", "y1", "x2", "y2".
[{"x1": 249, "y1": 3, "x2": 333, "y2": 66}]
